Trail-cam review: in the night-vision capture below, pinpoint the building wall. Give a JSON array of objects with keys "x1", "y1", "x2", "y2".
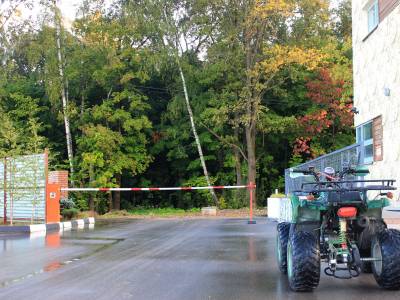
[{"x1": 352, "y1": 0, "x2": 400, "y2": 201}]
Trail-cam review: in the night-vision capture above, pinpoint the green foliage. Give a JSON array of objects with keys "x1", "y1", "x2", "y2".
[
  {"x1": 61, "y1": 208, "x2": 80, "y2": 220},
  {"x1": 218, "y1": 197, "x2": 228, "y2": 210},
  {"x1": 74, "y1": 196, "x2": 90, "y2": 211},
  {"x1": 0, "y1": 0, "x2": 355, "y2": 211},
  {"x1": 60, "y1": 198, "x2": 75, "y2": 210},
  {"x1": 179, "y1": 176, "x2": 216, "y2": 209}
]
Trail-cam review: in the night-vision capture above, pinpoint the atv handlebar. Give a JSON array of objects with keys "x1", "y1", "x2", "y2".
[
  {"x1": 293, "y1": 166, "x2": 371, "y2": 182},
  {"x1": 338, "y1": 168, "x2": 369, "y2": 179},
  {"x1": 291, "y1": 169, "x2": 313, "y2": 174}
]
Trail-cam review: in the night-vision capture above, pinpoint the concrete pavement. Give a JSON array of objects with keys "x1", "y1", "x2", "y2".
[{"x1": 1, "y1": 217, "x2": 400, "y2": 300}]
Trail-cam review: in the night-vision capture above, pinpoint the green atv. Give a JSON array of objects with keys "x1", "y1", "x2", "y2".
[{"x1": 276, "y1": 165, "x2": 400, "y2": 292}]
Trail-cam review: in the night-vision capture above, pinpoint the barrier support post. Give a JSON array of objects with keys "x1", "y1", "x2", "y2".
[
  {"x1": 247, "y1": 182, "x2": 256, "y2": 224},
  {"x1": 3, "y1": 157, "x2": 7, "y2": 224},
  {"x1": 46, "y1": 184, "x2": 61, "y2": 223}
]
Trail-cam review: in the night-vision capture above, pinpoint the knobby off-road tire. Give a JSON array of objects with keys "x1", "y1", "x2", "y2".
[
  {"x1": 359, "y1": 220, "x2": 386, "y2": 273},
  {"x1": 287, "y1": 231, "x2": 320, "y2": 292},
  {"x1": 276, "y1": 222, "x2": 290, "y2": 274},
  {"x1": 371, "y1": 229, "x2": 400, "y2": 290}
]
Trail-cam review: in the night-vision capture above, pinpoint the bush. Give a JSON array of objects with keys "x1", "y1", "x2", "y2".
[
  {"x1": 61, "y1": 208, "x2": 79, "y2": 220},
  {"x1": 60, "y1": 198, "x2": 75, "y2": 210},
  {"x1": 218, "y1": 197, "x2": 228, "y2": 209},
  {"x1": 75, "y1": 197, "x2": 89, "y2": 211}
]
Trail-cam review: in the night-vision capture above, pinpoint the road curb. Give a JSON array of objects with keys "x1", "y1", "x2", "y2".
[{"x1": 0, "y1": 218, "x2": 95, "y2": 234}]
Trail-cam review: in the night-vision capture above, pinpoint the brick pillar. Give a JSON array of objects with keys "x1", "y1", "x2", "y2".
[{"x1": 48, "y1": 171, "x2": 69, "y2": 199}]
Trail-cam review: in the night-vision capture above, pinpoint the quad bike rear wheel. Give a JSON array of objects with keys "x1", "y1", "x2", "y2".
[
  {"x1": 287, "y1": 230, "x2": 320, "y2": 292},
  {"x1": 358, "y1": 220, "x2": 386, "y2": 273},
  {"x1": 371, "y1": 229, "x2": 400, "y2": 289},
  {"x1": 276, "y1": 222, "x2": 290, "y2": 274}
]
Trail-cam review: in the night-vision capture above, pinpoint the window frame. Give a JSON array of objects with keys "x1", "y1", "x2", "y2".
[
  {"x1": 367, "y1": 0, "x2": 379, "y2": 34},
  {"x1": 356, "y1": 120, "x2": 374, "y2": 165}
]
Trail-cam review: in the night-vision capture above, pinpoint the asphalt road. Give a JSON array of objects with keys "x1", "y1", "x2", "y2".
[{"x1": 1, "y1": 218, "x2": 400, "y2": 300}]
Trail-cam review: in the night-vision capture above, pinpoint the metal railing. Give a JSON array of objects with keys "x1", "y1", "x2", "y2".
[{"x1": 285, "y1": 143, "x2": 361, "y2": 194}]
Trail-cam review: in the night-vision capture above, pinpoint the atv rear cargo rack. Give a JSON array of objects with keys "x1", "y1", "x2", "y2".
[{"x1": 292, "y1": 179, "x2": 396, "y2": 194}]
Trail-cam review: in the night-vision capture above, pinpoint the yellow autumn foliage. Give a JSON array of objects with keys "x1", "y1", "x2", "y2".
[
  {"x1": 251, "y1": 0, "x2": 294, "y2": 19},
  {"x1": 259, "y1": 44, "x2": 327, "y2": 76}
]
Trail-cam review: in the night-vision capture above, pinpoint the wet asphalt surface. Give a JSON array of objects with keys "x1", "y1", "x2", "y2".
[{"x1": 1, "y1": 218, "x2": 400, "y2": 300}]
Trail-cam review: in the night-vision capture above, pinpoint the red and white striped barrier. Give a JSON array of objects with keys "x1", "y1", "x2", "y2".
[{"x1": 61, "y1": 185, "x2": 251, "y2": 192}]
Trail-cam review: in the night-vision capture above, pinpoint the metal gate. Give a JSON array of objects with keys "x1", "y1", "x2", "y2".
[
  {"x1": 284, "y1": 144, "x2": 361, "y2": 194},
  {"x1": 0, "y1": 152, "x2": 47, "y2": 222}
]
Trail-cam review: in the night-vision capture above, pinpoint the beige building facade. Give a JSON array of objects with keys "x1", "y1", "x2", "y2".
[{"x1": 352, "y1": 0, "x2": 400, "y2": 202}]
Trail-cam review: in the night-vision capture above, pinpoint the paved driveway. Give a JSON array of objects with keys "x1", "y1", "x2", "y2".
[{"x1": 1, "y1": 218, "x2": 399, "y2": 300}]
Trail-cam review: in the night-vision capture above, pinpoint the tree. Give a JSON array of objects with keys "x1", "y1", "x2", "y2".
[
  {"x1": 200, "y1": 0, "x2": 326, "y2": 205},
  {"x1": 74, "y1": 4, "x2": 153, "y2": 210},
  {"x1": 150, "y1": 0, "x2": 219, "y2": 204},
  {"x1": 0, "y1": 0, "x2": 32, "y2": 30},
  {"x1": 52, "y1": 0, "x2": 75, "y2": 181},
  {"x1": 294, "y1": 68, "x2": 354, "y2": 158},
  {"x1": 0, "y1": 0, "x2": 356, "y2": 212}
]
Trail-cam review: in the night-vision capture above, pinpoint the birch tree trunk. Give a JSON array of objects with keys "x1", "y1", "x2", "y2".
[
  {"x1": 54, "y1": 0, "x2": 74, "y2": 180},
  {"x1": 178, "y1": 64, "x2": 218, "y2": 205},
  {"x1": 160, "y1": 6, "x2": 218, "y2": 206}
]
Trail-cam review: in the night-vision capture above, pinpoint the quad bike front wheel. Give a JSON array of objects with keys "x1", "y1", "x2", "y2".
[
  {"x1": 276, "y1": 222, "x2": 290, "y2": 274},
  {"x1": 371, "y1": 229, "x2": 400, "y2": 289},
  {"x1": 287, "y1": 231, "x2": 320, "y2": 292}
]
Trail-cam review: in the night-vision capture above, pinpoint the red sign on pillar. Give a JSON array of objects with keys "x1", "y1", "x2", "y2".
[{"x1": 46, "y1": 184, "x2": 61, "y2": 223}]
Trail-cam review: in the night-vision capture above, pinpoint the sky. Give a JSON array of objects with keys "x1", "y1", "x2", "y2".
[
  {"x1": 58, "y1": 0, "x2": 343, "y2": 20},
  {"x1": 1, "y1": 0, "x2": 90, "y2": 30},
  {"x1": 3, "y1": 0, "x2": 343, "y2": 30}
]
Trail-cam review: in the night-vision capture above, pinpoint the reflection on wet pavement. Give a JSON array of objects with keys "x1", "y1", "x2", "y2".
[
  {"x1": 1, "y1": 218, "x2": 400, "y2": 300},
  {"x1": 0, "y1": 223, "x2": 123, "y2": 288}
]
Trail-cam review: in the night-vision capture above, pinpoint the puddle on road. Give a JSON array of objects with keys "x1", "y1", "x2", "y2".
[{"x1": 0, "y1": 225, "x2": 124, "y2": 289}]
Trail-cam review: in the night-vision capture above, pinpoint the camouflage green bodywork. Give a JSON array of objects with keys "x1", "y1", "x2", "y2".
[{"x1": 286, "y1": 193, "x2": 391, "y2": 224}]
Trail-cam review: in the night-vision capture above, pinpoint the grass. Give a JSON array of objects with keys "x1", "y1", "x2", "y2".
[
  {"x1": 100, "y1": 207, "x2": 201, "y2": 218},
  {"x1": 128, "y1": 207, "x2": 200, "y2": 216},
  {"x1": 98, "y1": 207, "x2": 267, "y2": 219},
  {"x1": 270, "y1": 193, "x2": 286, "y2": 198}
]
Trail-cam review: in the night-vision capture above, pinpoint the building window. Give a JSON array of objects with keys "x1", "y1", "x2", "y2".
[
  {"x1": 357, "y1": 121, "x2": 373, "y2": 164},
  {"x1": 356, "y1": 116, "x2": 383, "y2": 164},
  {"x1": 367, "y1": 0, "x2": 379, "y2": 33}
]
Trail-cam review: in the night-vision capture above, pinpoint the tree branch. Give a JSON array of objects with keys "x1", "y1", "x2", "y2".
[
  {"x1": 200, "y1": 122, "x2": 248, "y2": 161},
  {"x1": 0, "y1": 0, "x2": 25, "y2": 30}
]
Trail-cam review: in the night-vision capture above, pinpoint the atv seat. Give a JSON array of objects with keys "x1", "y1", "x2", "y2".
[{"x1": 327, "y1": 191, "x2": 362, "y2": 203}]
